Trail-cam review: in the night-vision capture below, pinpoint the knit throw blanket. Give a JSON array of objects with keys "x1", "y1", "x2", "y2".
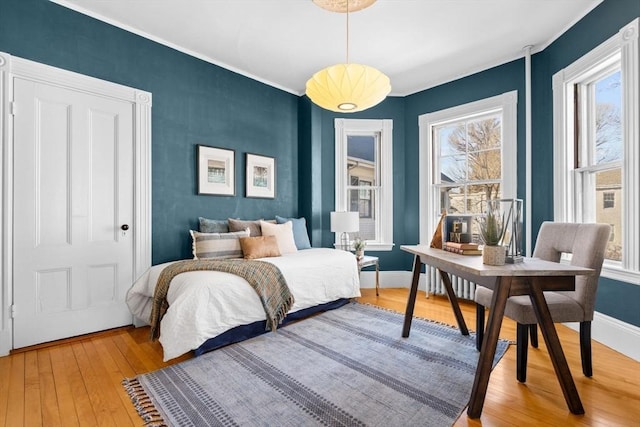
[{"x1": 148, "y1": 259, "x2": 294, "y2": 340}]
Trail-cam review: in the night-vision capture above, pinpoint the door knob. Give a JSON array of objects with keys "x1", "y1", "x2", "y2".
[{"x1": 121, "y1": 224, "x2": 129, "y2": 231}]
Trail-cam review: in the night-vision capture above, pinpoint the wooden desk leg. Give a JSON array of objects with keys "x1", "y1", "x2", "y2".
[
  {"x1": 529, "y1": 284, "x2": 585, "y2": 415},
  {"x1": 402, "y1": 255, "x2": 422, "y2": 337},
  {"x1": 467, "y1": 276, "x2": 511, "y2": 419},
  {"x1": 438, "y1": 269, "x2": 469, "y2": 335}
]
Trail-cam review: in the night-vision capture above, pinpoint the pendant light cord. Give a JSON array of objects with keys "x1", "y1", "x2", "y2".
[{"x1": 346, "y1": 0, "x2": 350, "y2": 64}]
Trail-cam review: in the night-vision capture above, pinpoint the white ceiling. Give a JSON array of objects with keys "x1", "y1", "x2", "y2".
[{"x1": 51, "y1": 0, "x2": 602, "y2": 96}]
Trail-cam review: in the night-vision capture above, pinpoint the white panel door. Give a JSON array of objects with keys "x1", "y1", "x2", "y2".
[{"x1": 12, "y1": 78, "x2": 134, "y2": 348}]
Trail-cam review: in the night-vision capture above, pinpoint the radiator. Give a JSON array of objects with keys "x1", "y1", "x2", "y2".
[{"x1": 425, "y1": 265, "x2": 477, "y2": 301}]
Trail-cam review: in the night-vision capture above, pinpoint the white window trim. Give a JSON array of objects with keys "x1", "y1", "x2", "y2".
[
  {"x1": 418, "y1": 91, "x2": 518, "y2": 244},
  {"x1": 553, "y1": 18, "x2": 639, "y2": 284},
  {"x1": 335, "y1": 119, "x2": 394, "y2": 251}
]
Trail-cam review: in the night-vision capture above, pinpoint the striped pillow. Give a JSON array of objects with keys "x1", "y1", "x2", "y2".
[{"x1": 190, "y1": 228, "x2": 250, "y2": 259}]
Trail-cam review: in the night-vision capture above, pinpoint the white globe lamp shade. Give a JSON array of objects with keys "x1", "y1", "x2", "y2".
[{"x1": 306, "y1": 63, "x2": 391, "y2": 113}]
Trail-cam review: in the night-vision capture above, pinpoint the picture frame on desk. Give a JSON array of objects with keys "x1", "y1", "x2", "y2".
[{"x1": 443, "y1": 214, "x2": 476, "y2": 245}]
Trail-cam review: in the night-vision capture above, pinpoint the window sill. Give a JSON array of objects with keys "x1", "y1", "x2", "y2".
[
  {"x1": 561, "y1": 257, "x2": 640, "y2": 285},
  {"x1": 601, "y1": 264, "x2": 640, "y2": 285}
]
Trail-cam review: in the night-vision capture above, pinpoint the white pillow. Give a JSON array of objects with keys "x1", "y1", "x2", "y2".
[
  {"x1": 259, "y1": 220, "x2": 298, "y2": 254},
  {"x1": 190, "y1": 228, "x2": 250, "y2": 259}
]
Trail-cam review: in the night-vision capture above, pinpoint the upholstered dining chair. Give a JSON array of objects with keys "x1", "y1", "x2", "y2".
[{"x1": 474, "y1": 222, "x2": 611, "y2": 382}]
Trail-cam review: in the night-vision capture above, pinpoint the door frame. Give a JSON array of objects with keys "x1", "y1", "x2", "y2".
[{"x1": 0, "y1": 52, "x2": 152, "y2": 356}]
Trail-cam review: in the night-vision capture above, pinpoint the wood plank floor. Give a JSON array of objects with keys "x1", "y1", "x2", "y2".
[{"x1": 1, "y1": 288, "x2": 638, "y2": 426}]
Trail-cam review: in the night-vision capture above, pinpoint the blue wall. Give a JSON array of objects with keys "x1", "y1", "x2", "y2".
[
  {"x1": 404, "y1": 58, "x2": 526, "y2": 262},
  {"x1": 1, "y1": 0, "x2": 638, "y2": 326},
  {"x1": 402, "y1": 0, "x2": 639, "y2": 326},
  {"x1": 298, "y1": 96, "x2": 407, "y2": 271},
  {"x1": 529, "y1": 0, "x2": 640, "y2": 326},
  {"x1": 0, "y1": 0, "x2": 300, "y2": 264}
]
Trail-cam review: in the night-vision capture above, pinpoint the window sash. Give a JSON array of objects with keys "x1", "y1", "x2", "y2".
[{"x1": 575, "y1": 65, "x2": 622, "y2": 169}]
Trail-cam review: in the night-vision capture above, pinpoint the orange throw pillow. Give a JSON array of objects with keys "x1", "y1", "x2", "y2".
[{"x1": 239, "y1": 236, "x2": 282, "y2": 259}]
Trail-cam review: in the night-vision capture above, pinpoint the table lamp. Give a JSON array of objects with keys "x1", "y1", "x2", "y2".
[{"x1": 330, "y1": 211, "x2": 359, "y2": 251}]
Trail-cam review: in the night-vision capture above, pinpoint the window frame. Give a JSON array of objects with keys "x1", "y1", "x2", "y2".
[
  {"x1": 418, "y1": 91, "x2": 518, "y2": 244},
  {"x1": 335, "y1": 119, "x2": 394, "y2": 251},
  {"x1": 553, "y1": 18, "x2": 639, "y2": 283}
]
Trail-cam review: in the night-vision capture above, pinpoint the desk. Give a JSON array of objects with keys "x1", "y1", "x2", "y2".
[
  {"x1": 358, "y1": 255, "x2": 380, "y2": 296},
  {"x1": 400, "y1": 245, "x2": 594, "y2": 419}
]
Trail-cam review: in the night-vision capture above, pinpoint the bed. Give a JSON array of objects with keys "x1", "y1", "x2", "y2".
[{"x1": 126, "y1": 248, "x2": 361, "y2": 361}]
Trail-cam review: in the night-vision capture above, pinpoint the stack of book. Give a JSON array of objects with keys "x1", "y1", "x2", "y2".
[{"x1": 443, "y1": 241, "x2": 482, "y2": 255}]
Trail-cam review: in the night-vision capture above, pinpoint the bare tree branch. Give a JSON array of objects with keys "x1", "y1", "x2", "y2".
[{"x1": 445, "y1": 118, "x2": 502, "y2": 205}]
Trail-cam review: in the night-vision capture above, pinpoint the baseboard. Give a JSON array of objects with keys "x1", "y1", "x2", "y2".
[
  {"x1": 133, "y1": 316, "x2": 149, "y2": 327},
  {"x1": 360, "y1": 270, "x2": 640, "y2": 362},
  {"x1": 564, "y1": 312, "x2": 640, "y2": 362},
  {"x1": 0, "y1": 329, "x2": 10, "y2": 357},
  {"x1": 359, "y1": 270, "x2": 426, "y2": 291}
]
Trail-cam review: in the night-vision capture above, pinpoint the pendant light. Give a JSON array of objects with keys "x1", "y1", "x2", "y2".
[{"x1": 306, "y1": 0, "x2": 391, "y2": 113}]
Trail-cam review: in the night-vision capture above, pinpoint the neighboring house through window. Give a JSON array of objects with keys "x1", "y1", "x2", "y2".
[
  {"x1": 553, "y1": 18, "x2": 639, "y2": 281},
  {"x1": 418, "y1": 91, "x2": 518, "y2": 244},
  {"x1": 335, "y1": 119, "x2": 393, "y2": 250}
]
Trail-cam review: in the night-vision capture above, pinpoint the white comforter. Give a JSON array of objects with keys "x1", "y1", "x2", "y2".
[{"x1": 126, "y1": 248, "x2": 361, "y2": 361}]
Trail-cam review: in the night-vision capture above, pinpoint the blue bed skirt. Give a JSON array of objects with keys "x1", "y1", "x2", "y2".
[{"x1": 194, "y1": 298, "x2": 352, "y2": 356}]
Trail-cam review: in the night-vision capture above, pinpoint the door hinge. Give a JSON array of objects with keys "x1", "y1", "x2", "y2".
[
  {"x1": 10, "y1": 304, "x2": 16, "y2": 319},
  {"x1": 9, "y1": 101, "x2": 16, "y2": 115}
]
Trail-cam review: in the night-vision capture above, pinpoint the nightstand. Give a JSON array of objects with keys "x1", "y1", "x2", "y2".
[{"x1": 358, "y1": 255, "x2": 380, "y2": 296}]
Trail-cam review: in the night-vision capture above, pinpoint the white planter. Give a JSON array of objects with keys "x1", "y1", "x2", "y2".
[{"x1": 483, "y1": 245, "x2": 506, "y2": 266}]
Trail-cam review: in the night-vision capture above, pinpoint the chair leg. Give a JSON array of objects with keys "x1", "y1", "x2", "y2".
[
  {"x1": 475, "y1": 304, "x2": 485, "y2": 352},
  {"x1": 580, "y1": 321, "x2": 593, "y2": 377},
  {"x1": 516, "y1": 323, "x2": 529, "y2": 383},
  {"x1": 529, "y1": 324, "x2": 538, "y2": 348}
]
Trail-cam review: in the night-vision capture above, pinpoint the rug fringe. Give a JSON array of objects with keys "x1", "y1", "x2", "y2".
[{"x1": 122, "y1": 377, "x2": 168, "y2": 427}]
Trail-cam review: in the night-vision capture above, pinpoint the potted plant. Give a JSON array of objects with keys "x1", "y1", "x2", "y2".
[
  {"x1": 478, "y1": 206, "x2": 507, "y2": 265},
  {"x1": 353, "y1": 237, "x2": 366, "y2": 260}
]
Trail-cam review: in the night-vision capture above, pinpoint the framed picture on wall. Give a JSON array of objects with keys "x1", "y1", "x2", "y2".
[
  {"x1": 197, "y1": 145, "x2": 235, "y2": 196},
  {"x1": 246, "y1": 153, "x2": 275, "y2": 198}
]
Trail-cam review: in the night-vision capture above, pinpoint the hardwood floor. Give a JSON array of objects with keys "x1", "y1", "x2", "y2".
[{"x1": 1, "y1": 288, "x2": 638, "y2": 426}]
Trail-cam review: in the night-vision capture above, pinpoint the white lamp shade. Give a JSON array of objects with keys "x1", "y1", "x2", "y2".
[
  {"x1": 306, "y1": 63, "x2": 391, "y2": 113},
  {"x1": 330, "y1": 211, "x2": 360, "y2": 232}
]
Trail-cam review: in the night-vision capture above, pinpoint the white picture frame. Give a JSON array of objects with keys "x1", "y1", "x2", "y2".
[
  {"x1": 197, "y1": 145, "x2": 235, "y2": 196},
  {"x1": 246, "y1": 153, "x2": 275, "y2": 199}
]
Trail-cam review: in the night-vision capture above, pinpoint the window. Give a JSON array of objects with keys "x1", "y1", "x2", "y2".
[
  {"x1": 603, "y1": 192, "x2": 615, "y2": 209},
  {"x1": 335, "y1": 119, "x2": 393, "y2": 250},
  {"x1": 418, "y1": 92, "x2": 518, "y2": 244},
  {"x1": 553, "y1": 18, "x2": 639, "y2": 281},
  {"x1": 571, "y1": 66, "x2": 623, "y2": 261}
]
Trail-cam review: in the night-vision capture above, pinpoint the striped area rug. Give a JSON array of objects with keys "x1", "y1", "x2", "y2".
[{"x1": 124, "y1": 302, "x2": 509, "y2": 426}]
